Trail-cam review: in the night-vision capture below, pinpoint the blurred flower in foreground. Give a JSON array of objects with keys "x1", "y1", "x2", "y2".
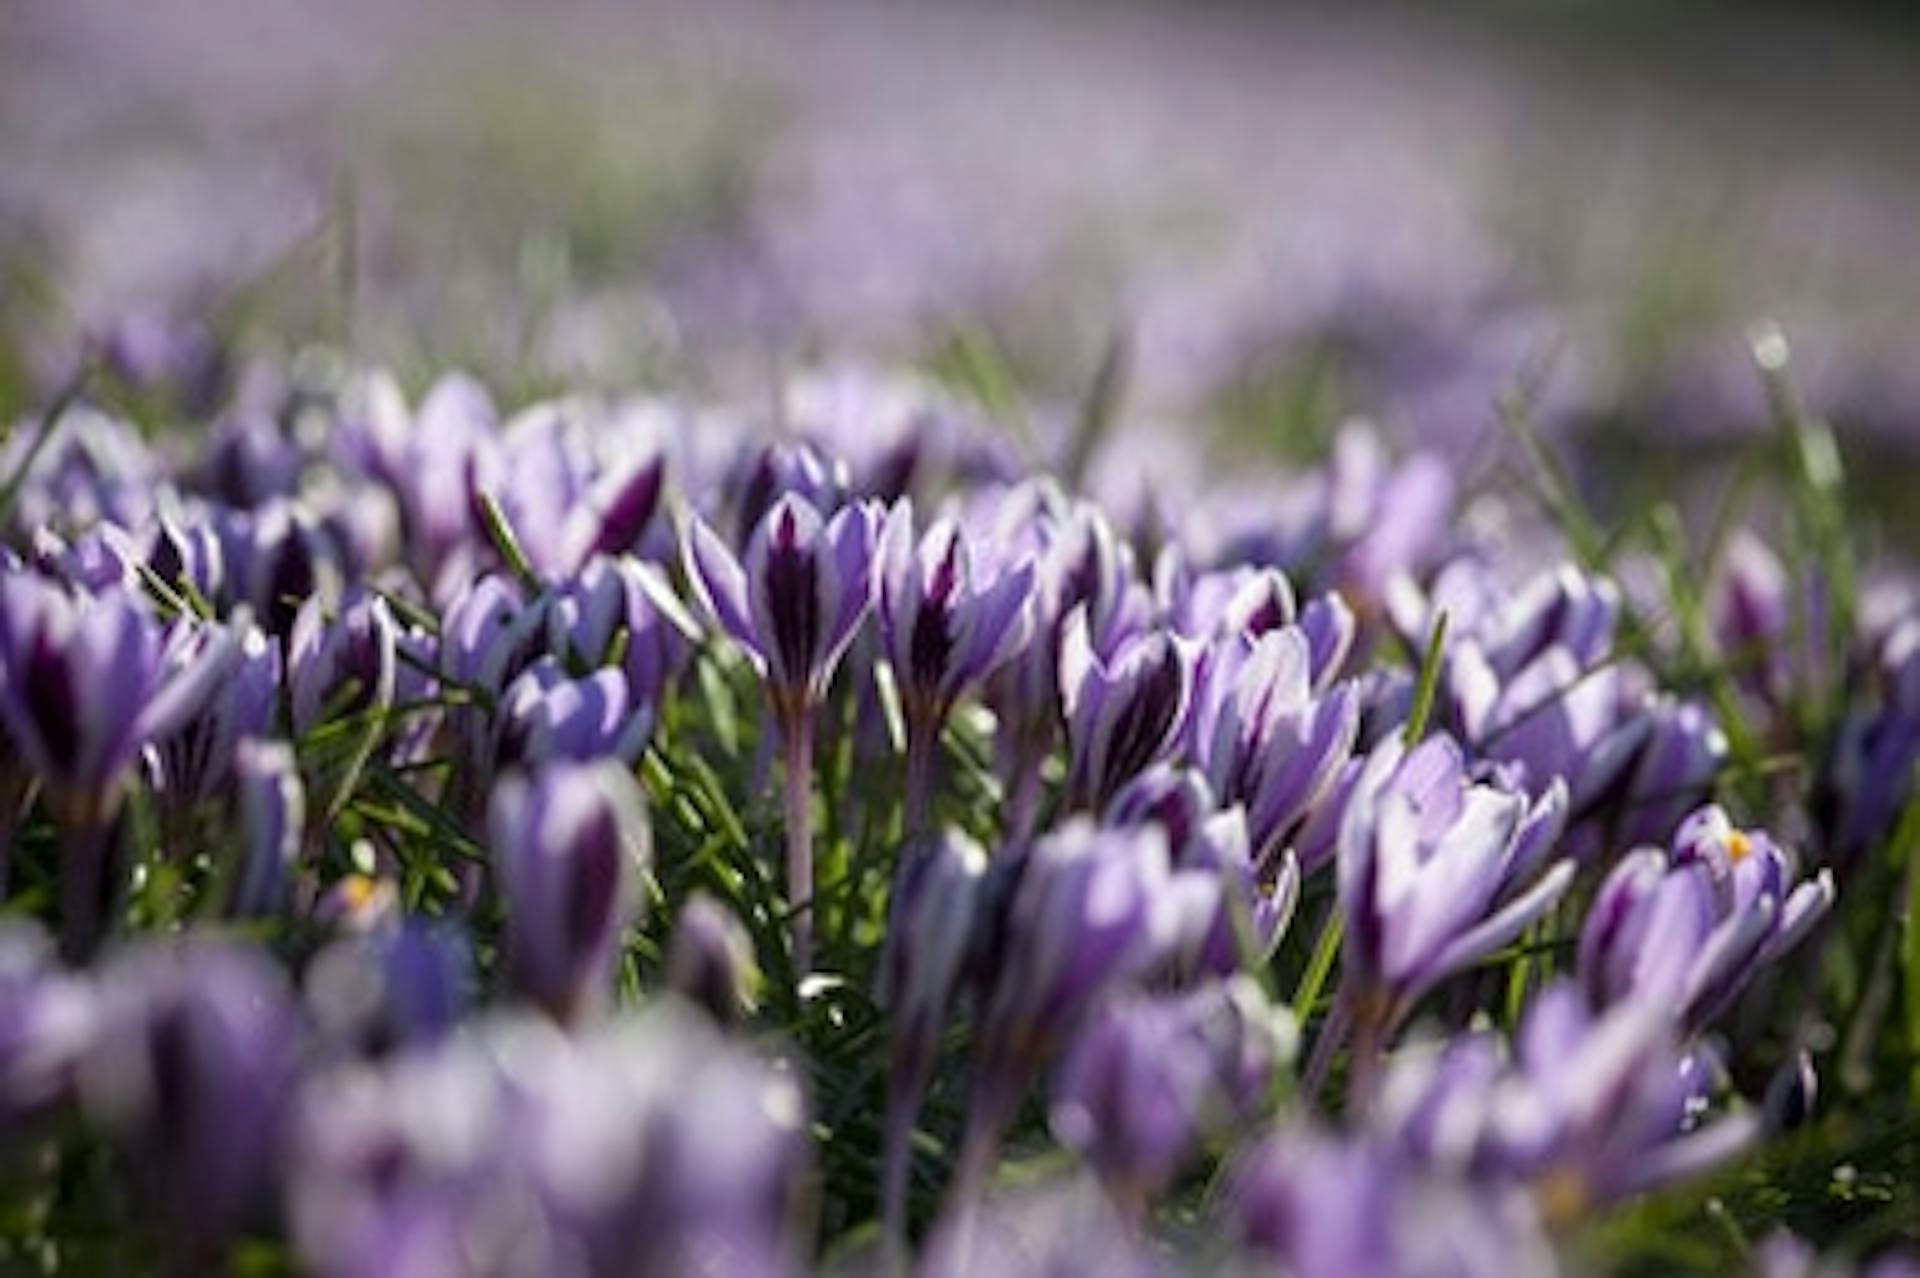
[
  {"x1": 1579, "y1": 804, "x2": 1833, "y2": 1031},
  {"x1": 960, "y1": 820, "x2": 1174, "y2": 1206},
  {"x1": 491, "y1": 760, "x2": 651, "y2": 1025},
  {"x1": 1229, "y1": 1123, "x2": 1557, "y2": 1278},
  {"x1": 1051, "y1": 976, "x2": 1292, "y2": 1214},
  {"x1": 0, "y1": 922, "x2": 96, "y2": 1129},
  {"x1": 879, "y1": 829, "x2": 986, "y2": 1244},
  {"x1": 1377, "y1": 981, "x2": 1758, "y2": 1233},
  {"x1": 685, "y1": 491, "x2": 879, "y2": 976},
  {"x1": 82, "y1": 941, "x2": 299, "y2": 1253},
  {"x1": 287, "y1": 1005, "x2": 807, "y2": 1278}
]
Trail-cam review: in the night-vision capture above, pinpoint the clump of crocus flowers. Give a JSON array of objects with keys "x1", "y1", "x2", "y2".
[{"x1": 0, "y1": 344, "x2": 1910, "y2": 1278}]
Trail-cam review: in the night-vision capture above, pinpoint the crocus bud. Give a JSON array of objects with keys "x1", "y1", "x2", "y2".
[
  {"x1": 685, "y1": 491, "x2": 880, "y2": 715},
  {"x1": 1052, "y1": 977, "x2": 1293, "y2": 1206},
  {"x1": 228, "y1": 738, "x2": 304, "y2": 919},
  {"x1": 81, "y1": 941, "x2": 299, "y2": 1250},
  {"x1": 967, "y1": 820, "x2": 1175, "y2": 1171},
  {"x1": 153, "y1": 618, "x2": 281, "y2": 814},
  {"x1": 1189, "y1": 627, "x2": 1359, "y2": 860},
  {"x1": 877, "y1": 499, "x2": 1035, "y2": 735},
  {"x1": 490, "y1": 761, "x2": 651, "y2": 1023},
  {"x1": 559, "y1": 450, "x2": 667, "y2": 573},
  {"x1": 667, "y1": 893, "x2": 758, "y2": 1027},
  {"x1": 228, "y1": 498, "x2": 341, "y2": 637},
  {"x1": 496, "y1": 658, "x2": 654, "y2": 769},
  {"x1": 289, "y1": 589, "x2": 398, "y2": 821},
  {"x1": 1710, "y1": 529, "x2": 1792, "y2": 700},
  {"x1": 1061, "y1": 612, "x2": 1196, "y2": 810},
  {"x1": 1577, "y1": 804, "x2": 1834, "y2": 1031},
  {"x1": 0, "y1": 572, "x2": 234, "y2": 800}
]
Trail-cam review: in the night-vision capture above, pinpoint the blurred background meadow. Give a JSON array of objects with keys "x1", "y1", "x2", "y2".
[{"x1": 6, "y1": 0, "x2": 1920, "y2": 521}]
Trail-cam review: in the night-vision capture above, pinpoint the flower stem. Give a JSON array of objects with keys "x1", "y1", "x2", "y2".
[
  {"x1": 903, "y1": 717, "x2": 938, "y2": 835},
  {"x1": 880, "y1": 1081, "x2": 920, "y2": 1263},
  {"x1": 783, "y1": 708, "x2": 817, "y2": 978}
]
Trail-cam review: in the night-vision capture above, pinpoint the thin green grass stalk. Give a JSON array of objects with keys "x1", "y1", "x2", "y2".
[
  {"x1": 1403, "y1": 609, "x2": 1450, "y2": 747},
  {"x1": 476, "y1": 488, "x2": 543, "y2": 593}
]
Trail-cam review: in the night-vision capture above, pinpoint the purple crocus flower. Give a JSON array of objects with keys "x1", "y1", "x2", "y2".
[
  {"x1": 490, "y1": 760, "x2": 651, "y2": 1024},
  {"x1": 557, "y1": 449, "x2": 668, "y2": 575},
  {"x1": 981, "y1": 486, "x2": 1153, "y2": 838},
  {"x1": 961, "y1": 820, "x2": 1175, "y2": 1200},
  {"x1": 228, "y1": 738, "x2": 304, "y2": 919},
  {"x1": 545, "y1": 555, "x2": 698, "y2": 712},
  {"x1": 1333, "y1": 733, "x2": 1573, "y2": 1082},
  {"x1": 81, "y1": 940, "x2": 299, "y2": 1253},
  {"x1": 152, "y1": 617, "x2": 281, "y2": 824},
  {"x1": 289, "y1": 589, "x2": 399, "y2": 824},
  {"x1": 877, "y1": 829, "x2": 987, "y2": 1242},
  {"x1": 496, "y1": 658, "x2": 655, "y2": 770},
  {"x1": 0, "y1": 572, "x2": 234, "y2": 801},
  {"x1": 1819, "y1": 614, "x2": 1920, "y2": 867},
  {"x1": 1061, "y1": 610, "x2": 1198, "y2": 811},
  {"x1": 1106, "y1": 768, "x2": 1298, "y2": 983},
  {"x1": 878, "y1": 499, "x2": 1035, "y2": 826},
  {"x1": 1578, "y1": 804, "x2": 1834, "y2": 1031},
  {"x1": 685, "y1": 491, "x2": 880, "y2": 976},
  {"x1": 666, "y1": 892, "x2": 758, "y2": 1028},
  {"x1": 1188, "y1": 625, "x2": 1360, "y2": 862},
  {"x1": 0, "y1": 573, "x2": 235, "y2": 950},
  {"x1": 1051, "y1": 977, "x2": 1291, "y2": 1212},
  {"x1": 222, "y1": 497, "x2": 343, "y2": 637},
  {"x1": 1376, "y1": 981, "x2": 1759, "y2": 1231},
  {"x1": 1710, "y1": 529, "x2": 1794, "y2": 703},
  {"x1": 1229, "y1": 1124, "x2": 1557, "y2": 1278}
]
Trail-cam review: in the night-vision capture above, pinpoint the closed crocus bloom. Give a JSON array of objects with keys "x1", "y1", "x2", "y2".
[
  {"x1": 1377, "y1": 981, "x2": 1758, "y2": 1231},
  {"x1": 1608, "y1": 694, "x2": 1727, "y2": 849},
  {"x1": 878, "y1": 500, "x2": 1036, "y2": 825},
  {"x1": 877, "y1": 830, "x2": 987, "y2": 1241},
  {"x1": 1710, "y1": 529, "x2": 1793, "y2": 701},
  {"x1": 687, "y1": 490, "x2": 880, "y2": 711},
  {"x1": 289, "y1": 590, "x2": 398, "y2": 823},
  {"x1": 667, "y1": 892, "x2": 758, "y2": 1028},
  {"x1": 228, "y1": 738, "x2": 304, "y2": 919},
  {"x1": 685, "y1": 491, "x2": 879, "y2": 977},
  {"x1": 1158, "y1": 559, "x2": 1296, "y2": 640},
  {"x1": 1052, "y1": 977, "x2": 1292, "y2": 1210},
  {"x1": 1061, "y1": 610, "x2": 1197, "y2": 811},
  {"x1": 490, "y1": 761, "x2": 651, "y2": 1023},
  {"x1": 963, "y1": 820, "x2": 1175, "y2": 1196},
  {"x1": 289, "y1": 589, "x2": 398, "y2": 738},
  {"x1": 546, "y1": 555, "x2": 698, "y2": 709},
  {"x1": 226, "y1": 497, "x2": 342, "y2": 637},
  {"x1": 1577, "y1": 805, "x2": 1834, "y2": 1031},
  {"x1": 0, "y1": 572, "x2": 234, "y2": 801},
  {"x1": 82, "y1": 941, "x2": 299, "y2": 1252},
  {"x1": 557, "y1": 448, "x2": 667, "y2": 574},
  {"x1": 0, "y1": 574, "x2": 236, "y2": 951},
  {"x1": 496, "y1": 657, "x2": 655, "y2": 770},
  {"x1": 1336, "y1": 734, "x2": 1574, "y2": 1070},
  {"x1": 1189, "y1": 626, "x2": 1360, "y2": 862},
  {"x1": 728, "y1": 439, "x2": 847, "y2": 545},
  {"x1": 153, "y1": 617, "x2": 280, "y2": 817}
]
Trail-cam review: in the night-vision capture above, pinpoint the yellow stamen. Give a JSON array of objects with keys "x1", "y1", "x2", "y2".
[
  {"x1": 1726, "y1": 830, "x2": 1753, "y2": 863},
  {"x1": 1534, "y1": 1167, "x2": 1591, "y2": 1233}
]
